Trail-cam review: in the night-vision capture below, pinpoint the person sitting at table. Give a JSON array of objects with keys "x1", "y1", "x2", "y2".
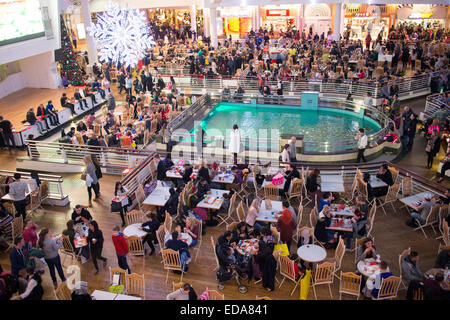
[
  {"x1": 86, "y1": 113, "x2": 96, "y2": 129},
  {"x1": 227, "y1": 166, "x2": 243, "y2": 191},
  {"x1": 363, "y1": 261, "x2": 393, "y2": 299},
  {"x1": 159, "y1": 187, "x2": 179, "y2": 221},
  {"x1": 71, "y1": 205, "x2": 92, "y2": 225},
  {"x1": 10, "y1": 266, "x2": 44, "y2": 301},
  {"x1": 217, "y1": 230, "x2": 233, "y2": 249},
  {"x1": 76, "y1": 120, "x2": 88, "y2": 134},
  {"x1": 283, "y1": 163, "x2": 300, "y2": 195},
  {"x1": 315, "y1": 205, "x2": 336, "y2": 248},
  {"x1": 62, "y1": 220, "x2": 76, "y2": 251},
  {"x1": 155, "y1": 155, "x2": 167, "y2": 181},
  {"x1": 402, "y1": 251, "x2": 425, "y2": 288},
  {"x1": 124, "y1": 123, "x2": 137, "y2": 136},
  {"x1": 165, "y1": 231, "x2": 190, "y2": 272},
  {"x1": 166, "y1": 282, "x2": 198, "y2": 300},
  {"x1": 319, "y1": 192, "x2": 334, "y2": 213},
  {"x1": 351, "y1": 195, "x2": 369, "y2": 237},
  {"x1": 375, "y1": 164, "x2": 393, "y2": 196},
  {"x1": 163, "y1": 154, "x2": 174, "y2": 169},
  {"x1": 423, "y1": 272, "x2": 447, "y2": 300},
  {"x1": 184, "y1": 217, "x2": 199, "y2": 248},
  {"x1": 406, "y1": 194, "x2": 434, "y2": 228},
  {"x1": 196, "y1": 178, "x2": 211, "y2": 198},
  {"x1": 217, "y1": 192, "x2": 231, "y2": 215},
  {"x1": 306, "y1": 168, "x2": 321, "y2": 196},
  {"x1": 181, "y1": 163, "x2": 193, "y2": 185},
  {"x1": 251, "y1": 164, "x2": 265, "y2": 187},
  {"x1": 103, "y1": 112, "x2": 115, "y2": 135},
  {"x1": 139, "y1": 213, "x2": 160, "y2": 256},
  {"x1": 434, "y1": 247, "x2": 450, "y2": 269},
  {"x1": 231, "y1": 222, "x2": 249, "y2": 244},
  {"x1": 246, "y1": 198, "x2": 266, "y2": 231},
  {"x1": 362, "y1": 172, "x2": 376, "y2": 200},
  {"x1": 197, "y1": 161, "x2": 211, "y2": 184},
  {"x1": 276, "y1": 202, "x2": 296, "y2": 251},
  {"x1": 71, "y1": 281, "x2": 92, "y2": 301},
  {"x1": 357, "y1": 238, "x2": 378, "y2": 262}
]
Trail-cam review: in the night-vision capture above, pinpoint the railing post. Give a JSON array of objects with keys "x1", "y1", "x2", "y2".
[
  {"x1": 57, "y1": 182, "x2": 64, "y2": 199},
  {"x1": 61, "y1": 145, "x2": 68, "y2": 164}
]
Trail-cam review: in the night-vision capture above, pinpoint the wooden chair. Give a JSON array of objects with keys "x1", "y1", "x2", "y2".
[
  {"x1": 164, "y1": 213, "x2": 173, "y2": 234},
  {"x1": 357, "y1": 178, "x2": 369, "y2": 201},
  {"x1": 93, "y1": 123, "x2": 101, "y2": 136},
  {"x1": 342, "y1": 174, "x2": 358, "y2": 202},
  {"x1": 75, "y1": 133, "x2": 84, "y2": 145},
  {"x1": 120, "y1": 135, "x2": 132, "y2": 148},
  {"x1": 235, "y1": 173, "x2": 249, "y2": 200},
  {"x1": 156, "y1": 225, "x2": 167, "y2": 257},
  {"x1": 295, "y1": 226, "x2": 315, "y2": 247},
  {"x1": 354, "y1": 236, "x2": 376, "y2": 263},
  {"x1": 292, "y1": 204, "x2": 304, "y2": 243},
  {"x1": 236, "y1": 201, "x2": 246, "y2": 222},
  {"x1": 278, "y1": 255, "x2": 302, "y2": 296},
  {"x1": 286, "y1": 178, "x2": 303, "y2": 206},
  {"x1": 125, "y1": 209, "x2": 145, "y2": 226},
  {"x1": 325, "y1": 236, "x2": 345, "y2": 279},
  {"x1": 126, "y1": 235, "x2": 145, "y2": 268},
  {"x1": 208, "y1": 289, "x2": 224, "y2": 300},
  {"x1": 60, "y1": 234, "x2": 79, "y2": 264},
  {"x1": 366, "y1": 202, "x2": 377, "y2": 238},
  {"x1": 135, "y1": 186, "x2": 148, "y2": 213},
  {"x1": 217, "y1": 193, "x2": 236, "y2": 227},
  {"x1": 226, "y1": 221, "x2": 239, "y2": 232},
  {"x1": 389, "y1": 167, "x2": 399, "y2": 184},
  {"x1": 109, "y1": 267, "x2": 128, "y2": 291},
  {"x1": 270, "y1": 226, "x2": 281, "y2": 244},
  {"x1": 125, "y1": 273, "x2": 145, "y2": 299},
  {"x1": 413, "y1": 203, "x2": 441, "y2": 239},
  {"x1": 339, "y1": 272, "x2": 361, "y2": 300},
  {"x1": 309, "y1": 207, "x2": 318, "y2": 228},
  {"x1": 211, "y1": 236, "x2": 220, "y2": 272},
  {"x1": 377, "y1": 184, "x2": 400, "y2": 215},
  {"x1": 172, "y1": 281, "x2": 184, "y2": 292},
  {"x1": 372, "y1": 276, "x2": 401, "y2": 300},
  {"x1": 412, "y1": 286, "x2": 424, "y2": 300},
  {"x1": 252, "y1": 172, "x2": 264, "y2": 200},
  {"x1": 398, "y1": 247, "x2": 411, "y2": 290},
  {"x1": 190, "y1": 217, "x2": 203, "y2": 262},
  {"x1": 26, "y1": 188, "x2": 41, "y2": 218},
  {"x1": 311, "y1": 261, "x2": 335, "y2": 300},
  {"x1": 55, "y1": 282, "x2": 72, "y2": 300},
  {"x1": 162, "y1": 249, "x2": 185, "y2": 283},
  {"x1": 438, "y1": 220, "x2": 449, "y2": 246},
  {"x1": 39, "y1": 181, "x2": 50, "y2": 203},
  {"x1": 264, "y1": 183, "x2": 280, "y2": 201},
  {"x1": 437, "y1": 204, "x2": 449, "y2": 241},
  {"x1": 401, "y1": 177, "x2": 413, "y2": 197},
  {"x1": 11, "y1": 217, "x2": 23, "y2": 241}
]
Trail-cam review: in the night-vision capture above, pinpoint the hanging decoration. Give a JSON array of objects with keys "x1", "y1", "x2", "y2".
[{"x1": 88, "y1": 1, "x2": 155, "y2": 68}]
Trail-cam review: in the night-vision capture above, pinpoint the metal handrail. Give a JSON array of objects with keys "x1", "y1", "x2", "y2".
[{"x1": 423, "y1": 90, "x2": 450, "y2": 120}]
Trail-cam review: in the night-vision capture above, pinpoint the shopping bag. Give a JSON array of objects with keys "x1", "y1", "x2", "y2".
[
  {"x1": 300, "y1": 269, "x2": 311, "y2": 300},
  {"x1": 108, "y1": 284, "x2": 123, "y2": 294},
  {"x1": 273, "y1": 243, "x2": 289, "y2": 256}
]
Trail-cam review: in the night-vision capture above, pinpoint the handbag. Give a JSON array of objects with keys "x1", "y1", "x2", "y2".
[
  {"x1": 110, "y1": 201, "x2": 122, "y2": 213},
  {"x1": 81, "y1": 172, "x2": 87, "y2": 181},
  {"x1": 425, "y1": 144, "x2": 432, "y2": 152}
]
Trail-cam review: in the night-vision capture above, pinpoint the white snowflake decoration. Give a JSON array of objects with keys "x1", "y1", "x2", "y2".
[{"x1": 88, "y1": 2, "x2": 155, "y2": 68}]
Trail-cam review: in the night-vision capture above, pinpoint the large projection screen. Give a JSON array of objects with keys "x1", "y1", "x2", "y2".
[{"x1": 0, "y1": 0, "x2": 45, "y2": 46}]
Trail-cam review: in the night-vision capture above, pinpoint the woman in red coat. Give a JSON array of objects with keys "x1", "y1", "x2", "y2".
[{"x1": 276, "y1": 201, "x2": 296, "y2": 252}]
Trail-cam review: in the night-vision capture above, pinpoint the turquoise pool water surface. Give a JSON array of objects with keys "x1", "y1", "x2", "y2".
[{"x1": 197, "y1": 103, "x2": 381, "y2": 148}]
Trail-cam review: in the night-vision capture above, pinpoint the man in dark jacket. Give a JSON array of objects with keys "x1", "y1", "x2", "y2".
[
  {"x1": 74, "y1": 89, "x2": 88, "y2": 110},
  {"x1": 165, "y1": 231, "x2": 190, "y2": 271},
  {"x1": 10, "y1": 237, "x2": 28, "y2": 277},
  {"x1": 407, "y1": 113, "x2": 418, "y2": 151},
  {"x1": 26, "y1": 108, "x2": 46, "y2": 133},
  {"x1": 60, "y1": 93, "x2": 75, "y2": 115},
  {"x1": 139, "y1": 213, "x2": 160, "y2": 256},
  {"x1": 156, "y1": 156, "x2": 167, "y2": 181},
  {"x1": 71, "y1": 205, "x2": 92, "y2": 224},
  {"x1": 434, "y1": 247, "x2": 450, "y2": 269}
]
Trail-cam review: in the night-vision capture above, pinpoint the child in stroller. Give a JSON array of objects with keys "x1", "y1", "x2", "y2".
[{"x1": 216, "y1": 245, "x2": 250, "y2": 294}]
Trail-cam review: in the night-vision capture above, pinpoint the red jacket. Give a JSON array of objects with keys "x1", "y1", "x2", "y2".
[
  {"x1": 112, "y1": 233, "x2": 129, "y2": 255},
  {"x1": 277, "y1": 209, "x2": 296, "y2": 242}
]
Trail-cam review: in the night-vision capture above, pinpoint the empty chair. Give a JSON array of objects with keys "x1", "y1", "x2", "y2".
[
  {"x1": 377, "y1": 184, "x2": 400, "y2": 215},
  {"x1": 164, "y1": 213, "x2": 173, "y2": 234},
  {"x1": 285, "y1": 178, "x2": 303, "y2": 206},
  {"x1": 126, "y1": 236, "x2": 145, "y2": 268},
  {"x1": 217, "y1": 193, "x2": 236, "y2": 227},
  {"x1": 278, "y1": 255, "x2": 302, "y2": 296},
  {"x1": 125, "y1": 210, "x2": 145, "y2": 226},
  {"x1": 311, "y1": 261, "x2": 335, "y2": 300},
  {"x1": 339, "y1": 272, "x2": 361, "y2": 300},
  {"x1": 55, "y1": 282, "x2": 72, "y2": 300},
  {"x1": 125, "y1": 273, "x2": 145, "y2": 299},
  {"x1": 264, "y1": 183, "x2": 280, "y2": 201}
]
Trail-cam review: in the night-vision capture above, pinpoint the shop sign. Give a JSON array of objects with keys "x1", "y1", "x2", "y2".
[
  {"x1": 266, "y1": 9, "x2": 290, "y2": 17},
  {"x1": 408, "y1": 12, "x2": 434, "y2": 19},
  {"x1": 219, "y1": 8, "x2": 252, "y2": 18}
]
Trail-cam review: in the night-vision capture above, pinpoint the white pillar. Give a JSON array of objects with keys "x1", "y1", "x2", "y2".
[
  {"x1": 333, "y1": 3, "x2": 342, "y2": 41},
  {"x1": 209, "y1": 8, "x2": 218, "y2": 48},
  {"x1": 203, "y1": 9, "x2": 210, "y2": 38},
  {"x1": 190, "y1": 5, "x2": 197, "y2": 39},
  {"x1": 297, "y1": 4, "x2": 303, "y2": 32},
  {"x1": 81, "y1": 0, "x2": 97, "y2": 66}
]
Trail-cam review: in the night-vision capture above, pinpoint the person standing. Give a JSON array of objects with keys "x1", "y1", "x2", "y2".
[
  {"x1": 83, "y1": 155, "x2": 100, "y2": 207},
  {"x1": 125, "y1": 74, "x2": 133, "y2": 96},
  {"x1": 407, "y1": 113, "x2": 418, "y2": 151},
  {"x1": 229, "y1": 124, "x2": 241, "y2": 165},
  {"x1": 114, "y1": 182, "x2": 129, "y2": 227},
  {"x1": 0, "y1": 116, "x2": 15, "y2": 152},
  {"x1": 38, "y1": 228, "x2": 66, "y2": 288},
  {"x1": 355, "y1": 128, "x2": 368, "y2": 163},
  {"x1": 401, "y1": 106, "x2": 413, "y2": 152},
  {"x1": 426, "y1": 130, "x2": 441, "y2": 169},
  {"x1": 10, "y1": 237, "x2": 29, "y2": 278},
  {"x1": 111, "y1": 225, "x2": 131, "y2": 274},
  {"x1": 276, "y1": 202, "x2": 296, "y2": 251},
  {"x1": 2, "y1": 173, "x2": 28, "y2": 221},
  {"x1": 289, "y1": 136, "x2": 297, "y2": 162},
  {"x1": 87, "y1": 220, "x2": 107, "y2": 275}
]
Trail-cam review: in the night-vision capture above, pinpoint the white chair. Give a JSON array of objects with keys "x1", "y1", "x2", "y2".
[{"x1": 413, "y1": 203, "x2": 441, "y2": 239}]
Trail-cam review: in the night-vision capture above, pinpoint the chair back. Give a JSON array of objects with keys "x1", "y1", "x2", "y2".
[
  {"x1": 339, "y1": 272, "x2": 361, "y2": 298},
  {"x1": 40, "y1": 181, "x2": 49, "y2": 200},
  {"x1": 211, "y1": 236, "x2": 220, "y2": 270},
  {"x1": 270, "y1": 226, "x2": 280, "y2": 244},
  {"x1": 125, "y1": 210, "x2": 145, "y2": 226},
  {"x1": 389, "y1": 167, "x2": 399, "y2": 183},
  {"x1": 309, "y1": 208, "x2": 318, "y2": 228},
  {"x1": 398, "y1": 247, "x2": 411, "y2": 279},
  {"x1": 126, "y1": 235, "x2": 145, "y2": 256},
  {"x1": 156, "y1": 225, "x2": 166, "y2": 250},
  {"x1": 27, "y1": 188, "x2": 41, "y2": 211},
  {"x1": 368, "y1": 201, "x2": 377, "y2": 221},
  {"x1": 289, "y1": 178, "x2": 303, "y2": 197},
  {"x1": 256, "y1": 296, "x2": 272, "y2": 300},
  {"x1": 208, "y1": 289, "x2": 224, "y2": 300},
  {"x1": 384, "y1": 184, "x2": 400, "y2": 202},
  {"x1": 93, "y1": 123, "x2": 101, "y2": 136},
  {"x1": 162, "y1": 249, "x2": 183, "y2": 271},
  {"x1": 172, "y1": 281, "x2": 184, "y2": 292},
  {"x1": 296, "y1": 203, "x2": 303, "y2": 226},
  {"x1": 350, "y1": 174, "x2": 358, "y2": 194},
  {"x1": 61, "y1": 235, "x2": 75, "y2": 255},
  {"x1": 425, "y1": 203, "x2": 441, "y2": 225},
  {"x1": 443, "y1": 220, "x2": 449, "y2": 246},
  {"x1": 236, "y1": 201, "x2": 245, "y2": 222},
  {"x1": 401, "y1": 177, "x2": 413, "y2": 197},
  {"x1": 297, "y1": 226, "x2": 314, "y2": 246},
  {"x1": 109, "y1": 267, "x2": 127, "y2": 289},
  {"x1": 412, "y1": 287, "x2": 424, "y2": 300},
  {"x1": 376, "y1": 276, "x2": 401, "y2": 299},
  {"x1": 75, "y1": 133, "x2": 84, "y2": 145},
  {"x1": 190, "y1": 217, "x2": 202, "y2": 242},
  {"x1": 125, "y1": 273, "x2": 145, "y2": 299},
  {"x1": 264, "y1": 184, "x2": 280, "y2": 201},
  {"x1": 12, "y1": 217, "x2": 23, "y2": 241},
  {"x1": 334, "y1": 236, "x2": 346, "y2": 270},
  {"x1": 279, "y1": 255, "x2": 296, "y2": 282},
  {"x1": 164, "y1": 213, "x2": 173, "y2": 233},
  {"x1": 356, "y1": 169, "x2": 363, "y2": 180},
  {"x1": 135, "y1": 186, "x2": 146, "y2": 208},
  {"x1": 357, "y1": 178, "x2": 368, "y2": 198},
  {"x1": 55, "y1": 282, "x2": 72, "y2": 300},
  {"x1": 314, "y1": 262, "x2": 335, "y2": 284},
  {"x1": 226, "y1": 221, "x2": 239, "y2": 232}
]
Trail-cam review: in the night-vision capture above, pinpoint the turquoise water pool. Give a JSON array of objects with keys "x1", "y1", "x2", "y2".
[{"x1": 192, "y1": 102, "x2": 381, "y2": 152}]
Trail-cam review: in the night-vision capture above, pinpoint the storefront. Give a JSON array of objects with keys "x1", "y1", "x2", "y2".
[
  {"x1": 146, "y1": 8, "x2": 203, "y2": 31},
  {"x1": 344, "y1": 4, "x2": 394, "y2": 40},
  {"x1": 260, "y1": 7, "x2": 296, "y2": 34},
  {"x1": 395, "y1": 5, "x2": 448, "y2": 29},
  {"x1": 303, "y1": 4, "x2": 332, "y2": 37},
  {"x1": 218, "y1": 7, "x2": 253, "y2": 39}
]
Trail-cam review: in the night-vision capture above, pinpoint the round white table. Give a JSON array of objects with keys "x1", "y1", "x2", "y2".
[
  {"x1": 75, "y1": 222, "x2": 89, "y2": 237},
  {"x1": 164, "y1": 232, "x2": 193, "y2": 247},
  {"x1": 357, "y1": 260, "x2": 386, "y2": 278},
  {"x1": 123, "y1": 223, "x2": 147, "y2": 238},
  {"x1": 297, "y1": 244, "x2": 327, "y2": 263}
]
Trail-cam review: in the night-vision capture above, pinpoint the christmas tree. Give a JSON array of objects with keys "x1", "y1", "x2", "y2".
[{"x1": 60, "y1": 15, "x2": 84, "y2": 86}]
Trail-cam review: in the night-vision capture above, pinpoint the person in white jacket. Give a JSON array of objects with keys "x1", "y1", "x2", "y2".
[{"x1": 229, "y1": 124, "x2": 241, "y2": 165}]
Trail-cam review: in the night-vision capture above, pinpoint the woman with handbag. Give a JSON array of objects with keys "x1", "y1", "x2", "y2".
[
  {"x1": 113, "y1": 182, "x2": 129, "y2": 227},
  {"x1": 90, "y1": 154, "x2": 102, "y2": 196},
  {"x1": 426, "y1": 130, "x2": 441, "y2": 169},
  {"x1": 82, "y1": 155, "x2": 99, "y2": 207}
]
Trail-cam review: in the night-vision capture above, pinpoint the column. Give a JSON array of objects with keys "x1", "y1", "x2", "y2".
[
  {"x1": 297, "y1": 4, "x2": 303, "y2": 32},
  {"x1": 209, "y1": 7, "x2": 218, "y2": 48},
  {"x1": 190, "y1": 5, "x2": 197, "y2": 39},
  {"x1": 81, "y1": 0, "x2": 97, "y2": 66},
  {"x1": 253, "y1": 6, "x2": 260, "y2": 31},
  {"x1": 333, "y1": 3, "x2": 342, "y2": 41},
  {"x1": 203, "y1": 9, "x2": 210, "y2": 38}
]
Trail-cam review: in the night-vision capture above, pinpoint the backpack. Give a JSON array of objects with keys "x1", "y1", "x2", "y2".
[{"x1": 0, "y1": 272, "x2": 18, "y2": 297}]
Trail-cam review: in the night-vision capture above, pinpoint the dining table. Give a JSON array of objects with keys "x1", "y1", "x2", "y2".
[
  {"x1": 320, "y1": 175, "x2": 345, "y2": 193},
  {"x1": 196, "y1": 189, "x2": 229, "y2": 226},
  {"x1": 123, "y1": 223, "x2": 148, "y2": 238},
  {"x1": 326, "y1": 217, "x2": 353, "y2": 232},
  {"x1": 142, "y1": 183, "x2": 171, "y2": 208},
  {"x1": 357, "y1": 258, "x2": 384, "y2": 278},
  {"x1": 256, "y1": 200, "x2": 283, "y2": 223},
  {"x1": 297, "y1": 244, "x2": 327, "y2": 263},
  {"x1": 369, "y1": 175, "x2": 388, "y2": 189},
  {"x1": 164, "y1": 232, "x2": 193, "y2": 247},
  {"x1": 398, "y1": 191, "x2": 436, "y2": 211}
]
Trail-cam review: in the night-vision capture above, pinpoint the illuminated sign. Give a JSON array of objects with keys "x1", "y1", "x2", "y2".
[
  {"x1": 266, "y1": 9, "x2": 290, "y2": 17},
  {"x1": 408, "y1": 12, "x2": 434, "y2": 19}
]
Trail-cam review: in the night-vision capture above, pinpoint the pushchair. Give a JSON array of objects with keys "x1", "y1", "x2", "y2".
[{"x1": 216, "y1": 246, "x2": 250, "y2": 294}]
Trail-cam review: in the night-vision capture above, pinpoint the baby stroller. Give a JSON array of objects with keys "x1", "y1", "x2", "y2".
[{"x1": 216, "y1": 245, "x2": 250, "y2": 294}]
